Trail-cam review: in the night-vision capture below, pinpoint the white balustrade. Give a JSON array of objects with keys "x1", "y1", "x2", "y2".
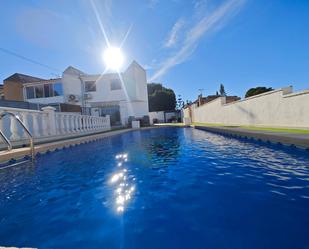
[{"x1": 0, "y1": 107, "x2": 111, "y2": 144}]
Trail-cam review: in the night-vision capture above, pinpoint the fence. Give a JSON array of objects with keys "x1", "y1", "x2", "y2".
[{"x1": 0, "y1": 106, "x2": 110, "y2": 149}]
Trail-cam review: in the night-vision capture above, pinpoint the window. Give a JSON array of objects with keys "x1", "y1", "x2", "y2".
[
  {"x1": 35, "y1": 85, "x2": 44, "y2": 98},
  {"x1": 26, "y1": 86, "x2": 35, "y2": 99},
  {"x1": 25, "y1": 82, "x2": 63, "y2": 99},
  {"x1": 85, "y1": 81, "x2": 96, "y2": 92},
  {"x1": 53, "y1": 83, "x2": 63, "y2": 96},
  {"x1": 110, "y1": 79, "x2": 121, "y2": 90},
  {"x1": 44, "y1": 84, "x2": 51, "y2": 97}
]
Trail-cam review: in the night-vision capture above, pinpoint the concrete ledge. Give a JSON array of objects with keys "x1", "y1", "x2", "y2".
[{"x1": 194, "y1": 125, "x2": 309, "y2": 149}]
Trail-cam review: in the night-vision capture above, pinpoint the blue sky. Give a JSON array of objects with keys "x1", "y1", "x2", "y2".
[{"x1": 0, "y1": 0, "x2": 308, "y2": 101}]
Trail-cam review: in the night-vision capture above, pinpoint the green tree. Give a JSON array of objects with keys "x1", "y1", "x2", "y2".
[
  {"x1": 177, "y1": 94, "x2": 184, "y2": 110},
  {"x1": 245, "y1": 87, "x2": 273, "y2": 98},
  {"x1": 219, "y1": 84, "x2": 226, "y2": 96},
  {"x1": 148, "y1": 83, "x2": 176, "y2": 111}
]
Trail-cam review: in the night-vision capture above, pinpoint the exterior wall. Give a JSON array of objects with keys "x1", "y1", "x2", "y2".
[
  {"x1": 82, "y1": 74, "x2": 127, "y2": 103},
  {"x1": 149, "y1": 111, "x2": 165, "y2": 124},
  {"x1": 128, "y1": 101, "x2": 149, "y2": 117},
  {"x1": 62, "y1": 62, "x2": 149, "y2": 125},
  {"x1": 183, "y1": 87, "x2": 309, "y2": 128},
  {"x1": 62, "y1": 69, "x2": 83, "y2": 103},
  {"x1": 3, "y1": 81, "x2": 23, "y2": 101}
]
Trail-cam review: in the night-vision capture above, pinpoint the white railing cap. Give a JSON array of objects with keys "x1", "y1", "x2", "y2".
[{"x1": 41, "y1": 106, "x2": 56, "y2": 111}]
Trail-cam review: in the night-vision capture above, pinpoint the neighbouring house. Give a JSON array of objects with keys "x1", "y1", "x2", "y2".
[
  {"x1": 195, "y1": 94, "x2": 240, "y2": 107},
  {"x1": 2, "y1": 61, "x2": 149, "y2": 126},
  {"x1": 0, "y1": 85, "x2": 4, "y2": 99}
]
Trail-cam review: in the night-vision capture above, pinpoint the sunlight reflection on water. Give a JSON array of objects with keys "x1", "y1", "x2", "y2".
[{"x1": 110, "y1": 153, "x2": 135, "y2": 214}]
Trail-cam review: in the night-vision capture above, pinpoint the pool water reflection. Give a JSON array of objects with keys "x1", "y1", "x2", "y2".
[{"x1": 0, "y1": 127, "x2": 309, "y2": 249}]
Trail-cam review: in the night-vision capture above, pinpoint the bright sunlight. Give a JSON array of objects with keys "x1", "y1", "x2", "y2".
[{"x1": 103, "y1": 46, "x2": 124, "y2": 71}]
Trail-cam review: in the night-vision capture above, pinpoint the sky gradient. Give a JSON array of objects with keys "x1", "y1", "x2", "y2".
[{"x1": 0, "y1": 0, "x2": 308, "y2": 101}]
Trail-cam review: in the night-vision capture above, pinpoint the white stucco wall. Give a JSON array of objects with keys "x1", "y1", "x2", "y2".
[
  {"x1": 149, "y1": 111, "x2": 165, "y2": 124},
  {"x1": 183, "y1": 87, "x2": 309, "y2": 128}
]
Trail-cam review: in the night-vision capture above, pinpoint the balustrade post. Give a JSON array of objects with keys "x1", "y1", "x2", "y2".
[
  {"x1": 20, "y1": 112, "x2": 30, "y2": 139},
  {"x1": 89, "y1": 116, "x2": 92, "y2": 130},
  {"x1": 89, "y1": 117, "x2": 93, "y2": 131},
  {"x1": 74, "y1": 115, "x2": 79, "y2": 132},
  {"x1": 42, "y1": 106, "x2": 56, "y2": 136},
  {"x1": 54, "y1": 113, "x2": 60, "y2": 135},
  {"x1": 86, "y1": 116, "x2": 89, "y2": 131},
  {"x1": 60, "y1": 114, "x2": 65, "y2": 134},
  {"x1": 106, "y1": 115, "x2": 111, "y2": 129},
  {"x1": 101, "y1": 117, "x2": 104, "y2": 128},
  {"x1": 32, "y1": 112, "x2": 40, "y2": 138},
  {"x1": 101, "y1": 117, "x2": 104, "y2": 129},
  {"x1": 79, "y1": 116, "x2": 83, "y2": 132},
  {"x1": 69, "y1": 115, "x2": 75, "y2": 133},
  {"x1": 9, "y1": 112, "x2": 20, "y2": 141},
  {"x1": 73, "y1": 115, "x2": 77, "y2": 132},
  {"x1": 65, "y1": 114, "x2": 70, "y2": 133}
]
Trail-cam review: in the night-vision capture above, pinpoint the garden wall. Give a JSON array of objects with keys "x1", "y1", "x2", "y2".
[{"x1": 183, "y1": 86, "x2": 309, "y2": 128}]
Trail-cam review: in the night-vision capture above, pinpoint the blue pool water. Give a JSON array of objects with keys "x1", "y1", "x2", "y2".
[{"x1": 0, "y1": 127, "x2": 309, "y2": 249}]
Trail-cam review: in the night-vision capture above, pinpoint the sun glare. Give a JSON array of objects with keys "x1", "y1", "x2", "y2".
[{"x1": 103, "y1": 46, "x2": 124, "y2": 71}]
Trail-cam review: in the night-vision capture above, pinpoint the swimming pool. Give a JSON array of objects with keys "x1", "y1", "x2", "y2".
[{"x1": 0, "y1": 127, "x2": 309, "y2": 249}]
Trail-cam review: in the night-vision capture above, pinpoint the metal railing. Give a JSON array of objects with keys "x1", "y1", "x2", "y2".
[{"x1": 0, "y1": 111, "x2": 35, "y2": 161}]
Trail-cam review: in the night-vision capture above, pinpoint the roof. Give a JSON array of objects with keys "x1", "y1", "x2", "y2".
[
  {"x1": 4, "y1": 73, "x2": 44, "y2": 84},
  {"x1": 125, "y1": 60, "x2": 145, "y2": 73},
  {"x1": 63, "y1": 66, "x2": 85, "y2": 76}
]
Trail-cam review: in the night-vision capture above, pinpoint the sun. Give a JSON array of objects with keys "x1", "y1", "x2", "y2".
[{"x1": 103, "y1": 46, "x2": 124, "y2": 71}]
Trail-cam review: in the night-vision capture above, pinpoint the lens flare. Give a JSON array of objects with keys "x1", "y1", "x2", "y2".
[{"x1": 103, "y1": 47, "x2": 124, "y2": 70}]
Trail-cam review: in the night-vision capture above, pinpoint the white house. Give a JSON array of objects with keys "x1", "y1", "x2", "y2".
[{"x1": 16, "y1": 61, "x2": 149, "y2": 126}]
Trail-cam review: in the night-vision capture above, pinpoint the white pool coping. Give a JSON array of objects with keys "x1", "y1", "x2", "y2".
[{"x1": 0, "y1": 128, "x2": 141, "y2": 164}]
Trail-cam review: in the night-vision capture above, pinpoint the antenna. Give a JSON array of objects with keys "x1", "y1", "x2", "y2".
[{"x1": 198, "y1": 88, "x2": 204, "y2": 96}]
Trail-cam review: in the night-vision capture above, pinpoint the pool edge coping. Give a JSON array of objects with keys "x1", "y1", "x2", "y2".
[
  {"x1": 0, "y1": 126, "x2": 165, "y2": 164},
  {"x1": 193, "y1": 125, "x2": 309, "y2": 150}
]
